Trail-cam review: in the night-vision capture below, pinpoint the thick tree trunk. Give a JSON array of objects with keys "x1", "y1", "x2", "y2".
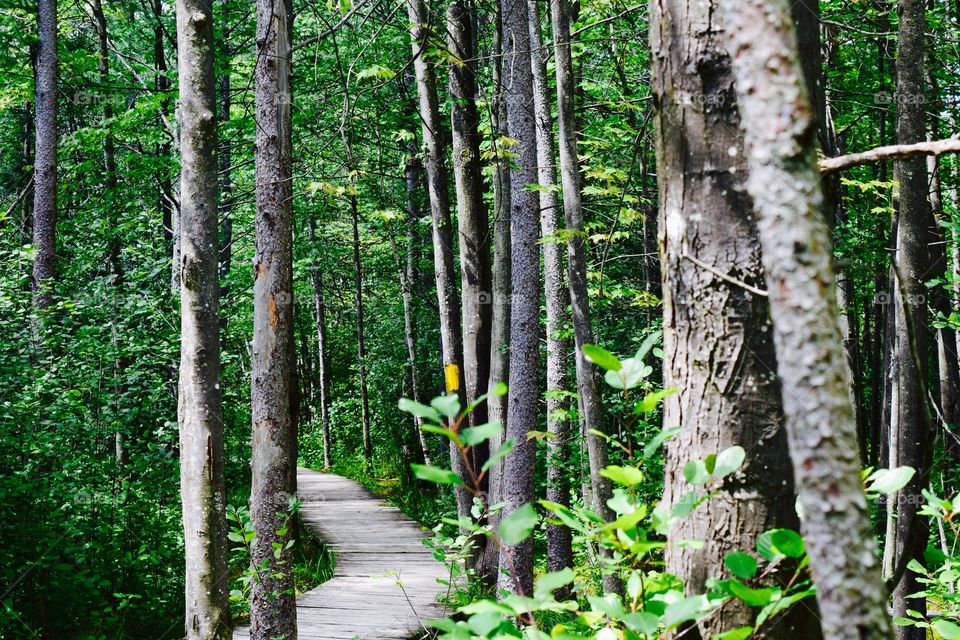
[
  {"x1": 174, "y1": 0, "x2": 230, "y2": 637},
  {"x1": 885, "y1": 2, "x2": 931, "y2": 637},
  {"x1": 447, "y1": 0, "x2": 492, "y2": 430},
  {"x1": 650, "y1": 2, "x2": 804, "y2": 636},
  {"x1": 527, "y1": 0, "x2": 572, "y2": 578},
  {"x1": 496, "y1": 0, "x2": 540, "y2": 598},
  {"x1": 32, "y1": 0, "x2": 57, "y2": 310},
  {"x1": 308, "y1": 219, "x2": 332, "y2": 469},
  {"x1": 250, "y1": 0, "x2": 297, "y2": 636},
  {"x1": 717, "y1": 2, "x2": 895, "y2": 638},
  {"x1": 407, "y1": 0, "x2": 469, "y2": 519},
  {"x1": 551, "y1": 0, "x2": 619, "y2": 595}
]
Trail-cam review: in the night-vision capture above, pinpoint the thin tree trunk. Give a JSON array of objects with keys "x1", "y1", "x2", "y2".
[
  {"x1": 218, "y1": 71, "x2": 233, "y2": 313},
  {"x1": 527, "y1": 0, "x2": 572, "y2": 578},
  {"x1": 551, "y1": 0, "x2": 619, "y2": 595},
  {"x1": 398, "y1": 151, "x2": 431, "y2": 465},
  {"x1": 496, "y1": 0, "x2": 540, "y2": 598},
  {"x1": 886, "y1": 2, "x2": 931, "y2": 636},
  {"x1": 174, "y1": 0, "x2": 230, "y2": 635},
  {"x1": 308, "y1": 219, "x2": 332, "y2": 469},
  {"x1": 717, "y1": 2, "x2": 896, "y2": 637},
  {"x1": 32, "y1": 0, "x2": 57, "y2": 310},
  {"x1": 479, "y1": 5, "x2": 511, "y2": 582},
  {"x1": 407, "y1": 0, "x2": 469, "y2": 517},
  {"x1": 350, "y1": 192, "x2": 372, "y2": 462},
  {"x1": 155, "y1": 0, "x2": 173, "y2": 244},
  {"x1": 250, "y1": 0, "x2": 297, "y2": 635},
  {"x1": 447, "y1": 0, "x2": 492, "y2": 427}
]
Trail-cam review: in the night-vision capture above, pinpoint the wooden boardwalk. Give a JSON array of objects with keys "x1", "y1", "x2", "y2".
[{"x1": 234, "y1": 468, "x2": 449, "y2": 639}]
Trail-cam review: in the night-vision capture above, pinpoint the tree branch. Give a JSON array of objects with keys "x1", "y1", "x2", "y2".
[{"x1": 819, "y1": 135, "x2": 960, "y2": 173}]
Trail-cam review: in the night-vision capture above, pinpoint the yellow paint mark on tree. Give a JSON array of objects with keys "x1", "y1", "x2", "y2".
[
  {"x1": 268, "y1": 293, "x2": 279, "y2": 330},
  {"x1": 444, "y1": 363, "x2": 460, "y2": 393}
]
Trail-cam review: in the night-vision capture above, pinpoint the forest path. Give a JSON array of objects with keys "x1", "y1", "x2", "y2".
[{"x1": 234, "y1": 468, "x2": 449, "y2": 639}]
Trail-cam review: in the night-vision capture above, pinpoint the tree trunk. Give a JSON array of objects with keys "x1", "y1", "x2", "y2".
[
  {"x1": 250, "y1": 0, "x2": 297, "y2": 635},
  {"x1": 447, "y1": 0, "x2": 492, "y2": 429},
  {"x1": 717, "y1": 1, "x2": 895, "y2": 637},
  {"x1": 650, "y1": 2, "x2": 805, "y2": 636},
  {"x1": 308, "y1": 219, "x2": 332, "y2": 469},
  {"x1": 527, "y1": 0, "x2": 572, "y2": 578},
  {"x1": 174, "y1": 0, "x2": 230, "y2": 636},
  {"x1": 496, "y1": 0, "x2": 540, "y2": 598},
  {"x1": 350, "y1": 192, "x2": 372, "y2": 462},
  {"x1": 218, "y1": 71, "x2": 233, "y2": 314},
  {"x1": 398, "y1": 151, "x2": 431, "y2": 465},
  {"x1": 885, "y1": 2, "x2": 931, "y2": 637},
  {"x1": 32, "y1": 0, "x2": 57, "y2": 310},
  {"x1": 155, "y1": 0, "x2": 173, "y2": 245},
  {"x1": 551, "y1": 0, "x2": 619, "y2": 595},
  {"x1": 478, "y1": 5, "x2": 511, "y2": 582},
  {"x1": 407, "y1": 0, "x2": 469, "y2": 519}
]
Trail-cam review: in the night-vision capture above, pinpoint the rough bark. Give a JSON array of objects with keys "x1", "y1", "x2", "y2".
[
  {"x1": 552, "y1": 0, "x2": 619, "y2": 595},
  {"x1": 407, "y1": 0, "x2": 469, "y2": 518},
  {"x1": 250, "y1": 0, "x2": 297, "y2": 635},
  {"x1": 886, "y1": 1, "x2": 931, "y2": 635},
  {"x1": 399, "y1": 149, "x2": 431, "y2": 465},
  {"x1": 448, "y1": 0, "x2": 492, "y2": 432},
  {"x1": 650, "y1": 2, "x2": 807, "y2": 636},
  {"x1": 174, "y1": 0, "x2": 230, "y2": 636},
  {"x1": 496, "y1": 0, "x2": 540, "y2": 598},
  {"x1": 308, "y1": 219, "x2": 332, "y2": 469},
  {"x1": 32, "y1": 0, "x2": 57, "y2": 309},
  {"x1": 527, "y1": 0, "x2": 573, "y2": 577},
  {"x1": 717, "y1": 1, "x2": 895, "y2": 638},
  {"x1": 479, "y1": 5, "x2": 511, "y2": 582}
]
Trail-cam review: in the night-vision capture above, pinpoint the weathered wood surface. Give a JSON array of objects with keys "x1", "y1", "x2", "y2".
[{"x1": 234, "y1": 468, "x2": 450, "y2": 639}]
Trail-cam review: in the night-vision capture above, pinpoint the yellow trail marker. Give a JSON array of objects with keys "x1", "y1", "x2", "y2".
[{"x1": 444, "y1": 363, "x2": 460, "y2": 393}]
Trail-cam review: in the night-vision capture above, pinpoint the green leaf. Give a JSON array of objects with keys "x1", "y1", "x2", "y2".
[
  {"x1": 643, "y1": 427, "x2": 681, "y2": 459},
  {"x1": 684, "y1": 460, "x2": 709, "y2": 486},
  {"x1": 600, "y1": 465, "x2": 644, "y2": 486},
  {"x1": 482, "y1": 439, "x2": 514, "y2": 472},
  {"x1": 713, "y1": 446, "x2": 746, "y2": 479},
  {"x1": 728, "y1": 580, "x2": 776, "y2": 607},
  {"x1": 868, "y1": 466, "x2": 915, "y2": 494},
  {"x1": 623, "y1": 611, "x2": 659, "y2": 634},
  {"x1": 636, "y1": 388, "x2": 678, "y2": 414},
  {"x1": 398, "y1": 398, "x2": 441, "y2": 422},
  {"x1": 431, "y1": 393, "x2": 461, "y2": 419},
  {"x1": 498, "y1": 503, "x2": 538, "y2": 546},
  {"x1": 663, "y1": 595, "x2": 708, "y2": 628},
  {"x1": 634, "y1": 330, "x2": 662, "y2": 363},
  {"x1": 411, "y1": 464, "x2": 464, "y2": 486},
  {"x1": 715, "y1": 626, "x2": 753, "y2": 640},
  {"x1": 724, "y1": 552, "x2": 758, "y2": 579},
  {"x1": 461, "y1": 421, "x2": 500, "y2": 446},
  {"x1": 933, "y1": 619, "x2": 960, "y2": 639},
  {"x1": 769, "y1": 529, "x2": 805, "y2": 558},
  {"x1": 583, "y1": 344, "x2": 622, "y2": 371},
  {"x1": 419, "y1": 424, "x2": 460, "y2": 445},
  {"x1": 534, "y1": 567, "x2": 575, "y2": 598}
]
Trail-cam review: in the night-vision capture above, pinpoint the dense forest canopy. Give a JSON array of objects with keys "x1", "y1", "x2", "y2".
[{"x1": 2, "y1": 0, "x2": 960, "y2": 638}]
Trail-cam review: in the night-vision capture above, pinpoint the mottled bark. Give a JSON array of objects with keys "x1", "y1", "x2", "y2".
[
  {"x1": 527, "y1": 0, "x2": 572, "y2": 578},
  {"x1": 496, "y1": 0, "x2": 539, "y2": 598},
  {"x1": 552, "y1": 0, "x2": 619, "y2": 595},
  {"x1": 250, "y1": 0, "x2": 297, "y2": 635},
  {"x1": 650, "y1": 1, "x2": 803, "y2": 636},
  {"x1": 32, "y1": 0, "x2": 57, "y2": 309},
  {"x1": 717, "y1": 1, "x2": 895, "y2": 638},
  {"x1": 399, "y1": 150, "x2": 431, "y2": 465},
  {"x1": 174, "y1": 0, "x2": 230, "y2": 636},
  {"x1": 407, "y1": 0, "x2": 469, "y2": 519},
  {"x1": 479, "y1": 6, "x2": 511, "y2": 581},
  {"x1": 885, "y1": 2, "x2": 931, "y2": 635},
  {"x1": 448, "y1": 0, "x2": 492, "y2": 433},
  {"x1": 308, "y1": 219, "x2": 332, "y2": 469}
]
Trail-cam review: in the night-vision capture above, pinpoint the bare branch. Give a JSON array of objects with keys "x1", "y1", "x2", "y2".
[{"x1": 819, "y1": 135, "x2": 960, "y2": 173}]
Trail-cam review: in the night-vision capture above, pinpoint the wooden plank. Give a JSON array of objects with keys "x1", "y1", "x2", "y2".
[{"x1": 232, "y1": 468, "x2": 448, "y2": 640}]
